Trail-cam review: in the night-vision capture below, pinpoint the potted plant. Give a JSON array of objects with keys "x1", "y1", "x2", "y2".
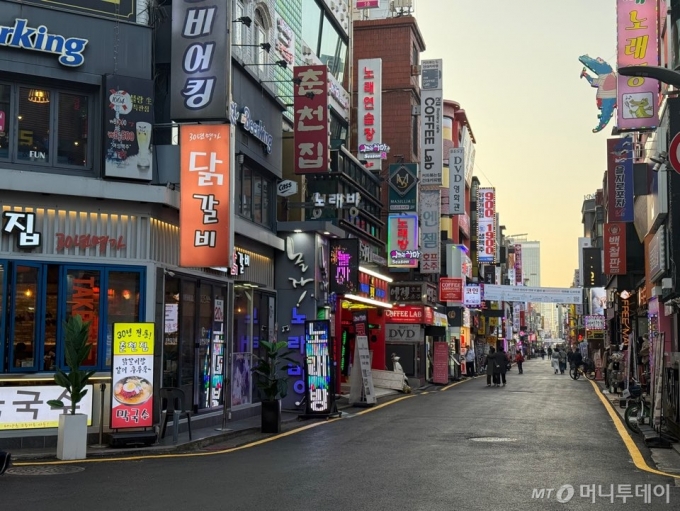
[
  {"x1": 251, "y1": 340, "x2": 297, "y2": 433},
  {"x1": 47, "y1": 315, "x2": 96, "y2": 460}
]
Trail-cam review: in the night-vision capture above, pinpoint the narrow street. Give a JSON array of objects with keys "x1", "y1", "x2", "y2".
[{"x1": 2, "y1": 359, "x2": 677, "y2": 510}]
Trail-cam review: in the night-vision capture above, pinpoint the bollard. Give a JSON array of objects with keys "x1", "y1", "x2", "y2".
[{"x1": 90, "y1": 383, "x2": 108, "y2": 449}]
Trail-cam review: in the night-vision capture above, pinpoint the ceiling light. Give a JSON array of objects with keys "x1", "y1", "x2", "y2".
[
  {"x1": 323, "y1": 231, "x2": 331, "y2": 235},
  {"x1": 293, "y1": 229, "x2": 302, "y2": 233},
  {"x1": 344, "y1": 294, "x2": 393, "y2": 309},
  {"x1": 359, "y1": 266, "x2": 393, "y2": 283},
  {"x1": 28, "y1": 89, "x2": 50, "y2": 104}
]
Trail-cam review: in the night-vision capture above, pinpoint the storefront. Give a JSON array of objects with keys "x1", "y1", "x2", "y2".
[{"x1": 384, "y1": 305, "x2": 435, "y2": 384}]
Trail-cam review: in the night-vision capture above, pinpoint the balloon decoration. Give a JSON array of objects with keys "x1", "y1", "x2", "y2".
[{"x1": 579, "y1": 55, "x2": 617, "y2": 133}]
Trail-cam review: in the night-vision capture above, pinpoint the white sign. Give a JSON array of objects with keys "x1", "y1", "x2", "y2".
[
  {"x1": 277, "y1": 180, "x2": 298, "y2": 197},
  {"x1": 0, "y1": 385, "x2": 93, "y2": 430},
  {"x1": 419, "y1": 189, "x2": 441, "y2": 274},
  {"x1": 449, "y1": 148, "x2": 465, "y2": 215},
  {"x1": 358, "y1": 58, "x2": 383, "y2": 170},
  {"x1": 312, "y1": 192, "x2": 361, "y2": 208},
  {"x1": 483, "y1": 284, "x2": 583, "y2": 304},
  {"x1": 356, "y1": 335, "x2": 376, "y2": 404},
  {"x1": 464, "y1": 285, "x2": 482, "y2": 307},
  {"x1": 275, "y1": 14, "x2": 295, "y2": 66},
  {"x1": 477, "y1": 187, "x2": 496, "y2": 263},
  {"x1": 462, "y1": 128, "x2": 475, "y2": 186},
  {"x1": 508, "y1": 268, "x2": 516, "y2": 286},
  {"x1": 420, "y1": 59, "x2": 443, "y2": 186}
]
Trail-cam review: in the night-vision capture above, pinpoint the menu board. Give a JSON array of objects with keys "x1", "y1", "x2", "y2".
[
  {"x1": 111, "y1": 323, "x2": 155, "y2": 429},
  {"x1": 0, "y1": 385, "x2": 93, "y2": 430},
  {"x1": 304, "y1": 320, "x2": 332, "y2": 415},
  {"x1": 356, "y1": 335, "x2": 376, "y2": 404},
  {"x1": 433, "y1": 342, "x2": 449, "y2": 385}
]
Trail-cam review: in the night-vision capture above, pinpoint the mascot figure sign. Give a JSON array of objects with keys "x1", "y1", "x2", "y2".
[{"x1": 579, "y1": 55, "x2": 617, "y2": 133}]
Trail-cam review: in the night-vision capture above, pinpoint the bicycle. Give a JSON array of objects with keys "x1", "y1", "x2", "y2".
[
  {"x1": 569, "y1": 360, "x2": 596, "y2": 380},
  {"x1": 624, "y1": 382, "x2": 651, "y2": 434}
]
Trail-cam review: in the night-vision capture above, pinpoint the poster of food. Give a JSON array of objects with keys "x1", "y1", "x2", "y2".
[
  {"x1": 103, "y1": 74, "x2": 154, "y2": 181},
  {"x1": 111, "y1": 323, "x2": 155, "y2": 429}
]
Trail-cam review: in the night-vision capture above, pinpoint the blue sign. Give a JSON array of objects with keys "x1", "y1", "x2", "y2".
[
  {"x1": 0, "y1": 19, "x2": 88, "y2": 67},
  {"x1": 304, "y1": 320, "x2": 331, "y2": 415}
]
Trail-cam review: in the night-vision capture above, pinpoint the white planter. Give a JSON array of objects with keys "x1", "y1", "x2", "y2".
[{"x1": 56, "y1": 413, "x2": 88, "y2": 460}]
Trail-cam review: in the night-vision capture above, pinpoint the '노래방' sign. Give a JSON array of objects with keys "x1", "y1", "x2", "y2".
[{"x1": 304, "y1": 320, "x2": 332, "y2": 415}]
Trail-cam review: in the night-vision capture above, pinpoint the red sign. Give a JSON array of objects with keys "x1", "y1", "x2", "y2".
[
  {"x1": 669, "y1": 132, "x2": 680, "y2": 174},
  {"x1": 439, "y1": 277, "x2": 463, "y2": 302},
  {"x1": 56, "y1": 234, "x2": 126, "y2": 253},
  {"x1": 385, "y1": 305, "x2": 434, "y2": 324},
  {"x1": 604, "y1": 222, "x2": 627, "y2": 274},
  {"x1": 293, "y1": 65, "x2": 329, "y2": 174},
  {"x1": 433, "y1": 342, "x2": 449, "y2": 385}
]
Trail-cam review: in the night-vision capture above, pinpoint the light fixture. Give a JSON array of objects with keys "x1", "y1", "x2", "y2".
[
  {"x1": 323, "y1": 231, "x2": 331, "y2": 235},
  {"x1": 234, "y1": 42, "x2": 271, "y2": 53},
  {"x1": 233, "y1": 16, "x2": 252, "y2": 27},
  {"x1": 620, "y1": 290, "x2": 631, "y2": 300},
  {"x1": 344, "y1": 294, "x2": 393, "y2": 309},
  {"x1": 28, "y1": 89, "x2": 50, "y2": 104},
  {"x1": 236, "y1": 152, "x2": 245, "y2": 165},
  {"x1": 293, "y1": 229, "x2": 303, "y2": 233},
  {"x1": 359, "y1": 266, "x2": 394, "y2": 283}
]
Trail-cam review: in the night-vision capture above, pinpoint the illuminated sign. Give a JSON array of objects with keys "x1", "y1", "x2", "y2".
[
  {"x1": 304, "y1": 320, "x2": 331, "y2": 414},
  {"x1": 619, "y1": 295, "x2": 631, "y2": 346},
  {"x1": 358, "y1": 271, "x2": 389, "y2": 303},
  {"x1": 0, "y1": 19, "x2": 88, "y2": 67},
  {"x1": 420, "y1": 59, "x2": 443, "y2": 186},
  {"x1": 387, "y1": 214, "x2": 419, "y2": 268},
  {"x1": 329, "y1": 239, "x2": 359, "y2": 295},
  {"x1": 357, "y1": 58, "x2": 383, "y2": 167},
  {"x1": 477, "y1": 187, "x2": 496, "y2": 263}
]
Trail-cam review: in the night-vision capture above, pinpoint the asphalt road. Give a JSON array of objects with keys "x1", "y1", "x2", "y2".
[{"x1": 1, "y1": 358, "x2": 678, "y2": 510}]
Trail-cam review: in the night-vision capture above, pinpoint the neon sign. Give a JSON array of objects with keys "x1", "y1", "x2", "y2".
[{"x1": 304, "y1": 320, "x2": 331, "y2": 414}]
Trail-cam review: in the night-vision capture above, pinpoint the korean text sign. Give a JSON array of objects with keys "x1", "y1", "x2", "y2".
[
  {"x1": 419, "y1": 189, "x2": 441, "y2": 274},
  {"x1": 617, "y1": 0, "x2": 659, "y2": 131},
  {"x1": 0, "y1": 385, "x2": 93, "y2": 430},
  {"x1": 171, "y1": 0, "x2": 229, "y2": 121},
  {"x1": 180, "y1": 124, "x2": 231, "y2": 267},
  {"x1": 294, "y1": 65, "x2": 329, "y2": 174},
  {"x1": 607, "y1": 137, "x2": 634, "y2": 223},
  {"x1": 439, "y1": 277, "x2": 463, "y2": 302},
  {"x1": 329, "y1": 239, "x2": 360, "y2": 295},
  {"x1": 449, "y1": 147, "x2": 465, "y2": 215},
  {"x1": 387, "y1": 214, "x2": 419, "y2": 268},
  {"x1": 111, "y1": 323, "x2": 155, "y2": 429},
  {"x1": 357, "y1": 58, "x2": 382, "y2": 169},
  {"x1": 604, "y1": 222, "x2": 627, "y2": 275},
  {"x1": 477, "y1": 187, "x2": 496, "y2": 263},
  {"x1": 420, "y1": 59, "x2": 443, "y2": 186},
  {"x1": 304, "y1": 320, "x2": 332, "y2": 415}
]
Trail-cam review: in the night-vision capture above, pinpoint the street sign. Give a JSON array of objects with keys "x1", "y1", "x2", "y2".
[{"x1": 669, "y1": 132, "x2": 680, "y2": 174}]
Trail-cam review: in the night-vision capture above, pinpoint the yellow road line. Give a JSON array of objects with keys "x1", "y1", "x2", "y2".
[
  {"x1": 588, "y1": 379, "x2": 679, "y2": 480},
  {"x1": 354, "y1": 395, "x2": 415, "y2": 415},
  {"x1": 441, "y1": 376, "x2": 477, "y2": 392}
]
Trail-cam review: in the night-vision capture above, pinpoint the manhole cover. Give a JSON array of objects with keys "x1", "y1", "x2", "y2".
[
  {"x1": 6, "y1": 465, "x2": 85, "y2": 476},
  {"x1": 470, "y1": 437, "x2": 517, "y2": 443}
]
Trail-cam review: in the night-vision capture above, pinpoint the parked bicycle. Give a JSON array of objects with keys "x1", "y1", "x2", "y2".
[
  {"x1": 624, "y1": 380, "x2": 651, "y2": 434},
  {"x1": 569, "y1": 358, "x2": 596, "y2": 380}
]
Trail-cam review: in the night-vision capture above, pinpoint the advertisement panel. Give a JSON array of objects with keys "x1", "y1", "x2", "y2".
[
  {"x1": 607, "y1": 137, "x2": 634, "y2": 223},
  {"x1": 355, "y1": 0, "x2": 380, "y2": 7},
  {"x1": 604, "y1": 222, "x2": 627, "y2": 275},
  {"x1": 483, "y1": 285, "x2": 583, "y2": 304},
  {"x1": 388, "y1": 163, "x2": 418, "y2": 212},
  {"x1": 648, "y1": 225, "x2": 666, "y2": 282},
  {"x1": 514, "y1": 243, "x2": 523, "y2": 284},
  {"x1": 387, "y1": 214, "x2": 419, "y2": 268},
  {"x1": 439, "y1": 277, "x2": 463, "y2": 302},
  {"x1": 433, "y1": 343, "x2": 449, "y2": 384},
  {"x1": 590, "y1": 287, "x2": 606, "y2": 315},
  {"x1": 329, "y1": 239, "x2": 360, "y2": 295},
  {"x1": 385, "y1": 305, "x2": 434, "y2": 324},
  {"x1": 21, "y1": 0, "x2": 136, "y2": 20},
  {"x1": 104, "y1": 75, "x2": 154, "y2": 181},
  {"x1": 420, "y1": 59, "x2": 443, "y2": 186},
  {"x1": 419, "y1": 189, "x2": 441, "y2": 274},
  {"x1": 477, "y1": 187, "x2": 496, "y2": 263},
  {"x1": 616, "y1": 0, "x2": 659, "y2": 131},
  {"x1": 449, "y1": 147, "x2": 465, "y2": 215},
  {"x1": 304, "y1": 320, "x2": 332, "y2": 414},
  {"x1": 171, "y1": 0, "x2": 229, "y2": 121},
  {"x1": 584, "y1": 315, "x2": 606, "y2": 331},
  {"x1": 583, "y1": 247, "x2": 604, "y2": 287},
  {"x1": 464, "y1": 284, "x2": 482, "y2": 307},
  {"x1": 293, "y1": 65, "x2": 330, "y2": 174},
  {"x1": 358, "y1": 58, "x2": 383, "y2": 168},
  {"x1": 0, "y1": 386, "x2": 92, "y2": 430},
  {"x1": 179, "y1": 124, "x2": 231, "y2": 267},
  {"x1": 111, "y1": 323, "x2": 154, "y2": 429}
]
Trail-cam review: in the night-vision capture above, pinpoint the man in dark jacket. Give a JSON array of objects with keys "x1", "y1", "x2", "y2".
[
  {"x1": 571, "y1": 347, "x2": 583, "y2": 376},
  {"x1": 497, "y1": 348, "x2": 509, "y2": 386},
  {"x1": 484, "y1": 348, "x2": 498, "y2": 387}
]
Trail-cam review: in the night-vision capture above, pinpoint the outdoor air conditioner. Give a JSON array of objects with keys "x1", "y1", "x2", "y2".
[
  {"x1": 411, "y1": 65, "x2": 421, "y2": 76},
  {"x1": 662, "y1": 277, "x2": 673, "y2": 293}
]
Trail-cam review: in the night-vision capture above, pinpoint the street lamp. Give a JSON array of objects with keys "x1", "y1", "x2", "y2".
[{"x1": 618, "y1": 65, "x2": 680, "y2": 88}]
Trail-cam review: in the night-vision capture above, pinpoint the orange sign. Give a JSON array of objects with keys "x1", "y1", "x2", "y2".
[{"x1": 180, "y1": 125, "x2": 231, "y2": 267}]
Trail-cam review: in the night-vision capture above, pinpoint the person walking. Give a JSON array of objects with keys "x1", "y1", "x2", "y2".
[
  {"x1": 558, "y1": 347, "x2": 568, "y2": 374},
  {"x1": 498, "y1": 348, "x2": 509, "y2": 386},
  {"x1": 465, "y1": 346, "x2": 476, "y2": 377},
  {"x1": 551, "y1": 347, "x2": 560, "y2": 375},
  {"x1": 484, "y1": 347, "x2": 499, "y2": 387},
  {"x1": 515, "y1": 350, "x2": 525, "y2": 374},
  {"x1": 547, "y1": 346, "x2": 553, "y2": 359},
  {"x1": 570, "y1": 346, "x2": 583, "y2": 377}
]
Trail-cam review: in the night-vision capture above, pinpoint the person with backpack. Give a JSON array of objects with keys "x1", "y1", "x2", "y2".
[{"x1": 515, "y1": 351, "x2": 525, "y2": 374}]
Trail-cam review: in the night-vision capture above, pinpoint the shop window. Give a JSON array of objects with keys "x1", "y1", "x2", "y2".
[
  {"x1": 302, "y1": 0, "x2": 323, "y2": 55},
  {"x1": 241, "y1": 165, "x2": 252, "y2": 218},
  {"x1": 253, "y1": 175, "x2": 263, "y2": 224},
  {"x1": 64, "y1": 269, "x2": 102, "y2": 367},
  {"x1": 57, "y1": 93, "x2": 88, "y2": 167},
  {"x1": 163, "y1": 276, "x2": 180, "y2": 388},
  {"x1": 254, "y1": 9, "x2": 268, "y2": 75},
  {"x1": 261, "y1": 179, "x2": 271, "y2": 227},
  {"x1": 17, "y1": 87, "x2": 50, "y2": 165},
  {"x1": 233, "y1": 0, "x2": 245, "y2": 46},
  {"x1": 11, "y1": 265, "x2": 40, "y2": 370},
  {"x1": 0, "y1": 85, "x2": 11, "y2": 160},
  {"x1": 197, "y1": 284, "x2": 213, "y2": 409},
  {"x1": 180, "y1": 280, "x2": 196, "y2": 405},
  {"x1": 43, "y1": 265, "x2": 59, "y2": 371},
  {"x1": 237, "y1": 164, "x2": 275, "y2": 230},
  {"x1": 320, "y1": 16, "x2": 341, "y2": 75},
  {"x1": 106, "y1": 271, "x2": 141, "y2": 367},
  {"x1": 0, "y1": 263, "x2": 4, "y2": 372}
]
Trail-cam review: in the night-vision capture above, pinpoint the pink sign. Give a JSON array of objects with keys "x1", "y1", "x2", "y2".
[
  {"x1": 0, "y1": 111, "x2": 4, "y2": 132},
  {"x1": 356, "y1": 0, "x2": 380, "y2": 8},
  {"x1": 617, "y1": 0, "x2": 659, "y2": 131},
  {"x1": 433, "y1": 342, "x2": 449, "y2": 385}
]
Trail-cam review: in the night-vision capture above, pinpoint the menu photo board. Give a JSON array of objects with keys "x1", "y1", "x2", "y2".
[
  {"x1": 304, "y1": 320, "x2": 332, "y2": 415},
  {"x1": 111, "y1": 323, "x2": 155, "y2": 429}
]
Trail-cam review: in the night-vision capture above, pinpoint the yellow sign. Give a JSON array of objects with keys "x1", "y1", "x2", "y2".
[
  {"x1": 487, "y1": 336, "x2": 497, "y2": 346},
  {"x1": 113, "y1": 323, "x2": 155, "y2": 355}
]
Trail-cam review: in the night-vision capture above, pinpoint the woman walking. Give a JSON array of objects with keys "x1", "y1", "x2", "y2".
[
  {"x1": 498, "y1": 348, "x2": 509, "y2": 386},
  {"x1": 551, "y1": 347, "x2": 561, "y2": 375},
  {"x1": 484, "y1": 347, "x2": 499, "y2": 387},
  {"x1": 558, "y1": 347, "x2": 568, "y2": 375},
  {"x1": 515, "y1": 350, "x2": 525, "y2": 374}
]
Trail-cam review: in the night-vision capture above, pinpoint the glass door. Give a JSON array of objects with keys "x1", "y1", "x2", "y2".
[{"x1": 10, "y1": 263, "x2": 43, "y2": 372}]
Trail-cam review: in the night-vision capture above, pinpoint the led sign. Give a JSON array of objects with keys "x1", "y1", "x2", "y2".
[{"x1": 304, "y1": 320, "x2": 332, "y2": 415}]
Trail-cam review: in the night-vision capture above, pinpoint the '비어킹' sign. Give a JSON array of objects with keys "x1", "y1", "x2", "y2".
[{"x1": 111, "y1": 323, "x2": 155, "y2": 429}]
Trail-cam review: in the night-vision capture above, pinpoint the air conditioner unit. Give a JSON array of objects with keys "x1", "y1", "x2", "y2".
[
  {"x1": 411, "y1": 65, "x2": 421, "y2": 76},
  {"x1": 395, "y1": 0, "x2": 414, "y2": 8},
  {"x1": 662, "y1": 277, "x2": 672, "y2": 292}
]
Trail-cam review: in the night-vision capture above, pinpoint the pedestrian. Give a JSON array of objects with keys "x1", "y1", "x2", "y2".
[
  {"x1": 570, "y1": 346, "x2": 583, "y2": 377},
  {"x1": 484, "y1": 347, "x2": 499, "y2": 387},
  {"x1": 465, "y1": 346, "x2": 476, "y2": 377},
  {"x1": 515, "y1": 350, "x2": 525, "y2": 374},
  {"x1": 0, "y1": 450, "x2": 11, "y2": 475},
  {"x1": 540, "y1": 348, "x2": 545, "y2": 360},
  {"x1": 558, "y1": 347, "x2": 568, "y2": 374},
  {"x1": 498, "y1": 348, "x2": 509, "y2": 386},
  {"x1": 547, "y1": 346, "x2": 553, "y2": 360},
  {"x1": 551, "y1": 347, "x2": 560, "y2": 375}
]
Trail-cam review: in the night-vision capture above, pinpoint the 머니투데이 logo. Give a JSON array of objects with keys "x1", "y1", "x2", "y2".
[{"x1": 0, "y1": 19, "x2": 88, "y2": 67}]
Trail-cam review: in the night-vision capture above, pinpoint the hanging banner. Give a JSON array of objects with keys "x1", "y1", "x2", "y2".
[
  {"x1": 294, "y1": 65, "x2": 330, "y2": 174},
  {"x1": 604, "y1": 222, "x2": 627, "y2": 275},
  {"x1": 357, "y1": 58, "x2": 383, "y2": 170},
  {"x1": 111, "y1": 323, "x2": 155, "y2": 429},
  {"x1": 483, "y1": 285, "x2": 583, "y2": 304},
  {"x1": 179, "y1": 124, "x2": 231, "y2": 267},
  {"x1": 304, "y1": 320, "x2": 332, "y2": 415},
  {"x1": 449, "y1": 147, "x2": 465, "y2": 215},
  {"x1": 607, "y1": 137, "x2": 634, "y2": 223},
  {"x1": 387, "y1": 214, "x2": 419, "y2": 268},
  {"x1": 477, "y1": 187, "x2": 496, "y2": 263},
  {"x1": 419, "y1": 188, "x2": 441, "y2": 273},
  {"x1": 420, "y1": 59, "x2": 443, "y2": 186},
  {"x1": 514, "y1": 244, "x2": 523, "y2": 284},
  {"x1": 616, "y1": 0, "x2": 659, "y2": 131}
]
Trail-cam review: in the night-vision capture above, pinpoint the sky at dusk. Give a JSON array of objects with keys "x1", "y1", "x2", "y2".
[{"x1": 414, "y1": 0, "x2": 617, "y2": 287}]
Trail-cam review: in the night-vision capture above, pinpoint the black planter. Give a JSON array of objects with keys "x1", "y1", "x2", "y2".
[{"x1": 261, "y1": 399, "x2": 281, "y2": 433}]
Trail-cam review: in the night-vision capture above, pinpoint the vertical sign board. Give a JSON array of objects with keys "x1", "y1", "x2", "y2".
[
  {"x1": 294, "y1": 65, "x2": 330, "y2": 174},
  {"x1": 419, "y1": 189, "x2": 441, "y2": 274},
  {"x1": 357, "y1": 58, "x2": 383, "y2": 170},
  {"x1": 420, "y1": 59, "x2": 443, "y2": 186},
  {"x1": 171, "y1": 0, "x2": 229, "y2": 121},
  {"x1": 514, "y1": 244, "x2": 523, "y2": 285},
  {"x1": 179, "y1": 124, "x2": 231, "y2": 267},
  {"x1": 449, "y1": 147, "x2": 465, "y2": 215},
  {"x1": 433, "y1": 342, "x2": 449, "y2": 385},
  {"x1": 304, "y1": 320, "x2": 332, "y2": 415},
  {"x1": 111, "y1": 323, "x2": 155, "y2": 429},
  {"x1": 616, "y1": 0, "x2": 659, "y2": 131},
  {"x1": 387, "y1": 214, "x2": 420, "y2": 268},
  {"x1": 329, "y1": 239, "x2": 360, "y2": 295},
  {"x1": 606, "y1": 137, "x2": 634, "y2": 223},
  {"x1": 388, "y1": 163, "x2": 419, "y2": 212},
  {"x1": 104, "y1": 75, "x2": 154, "y2": 181},
  {"x1": 583, "y1": 247, "x2": 604, "y2": 287},
  {"x1": 355, "y1": 335, "x2": 377, "y2": 404},
  {"x1": 604, "y1": 222, "x2": 627, "y2": 275},
  {"x1": 477, "y1": 187, "x2": 496, "y2": 263}
]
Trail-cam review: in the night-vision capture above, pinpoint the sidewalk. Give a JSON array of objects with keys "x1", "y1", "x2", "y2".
[{"x1": 10, "y1": 387, "x2": 406, "y2": 462}]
